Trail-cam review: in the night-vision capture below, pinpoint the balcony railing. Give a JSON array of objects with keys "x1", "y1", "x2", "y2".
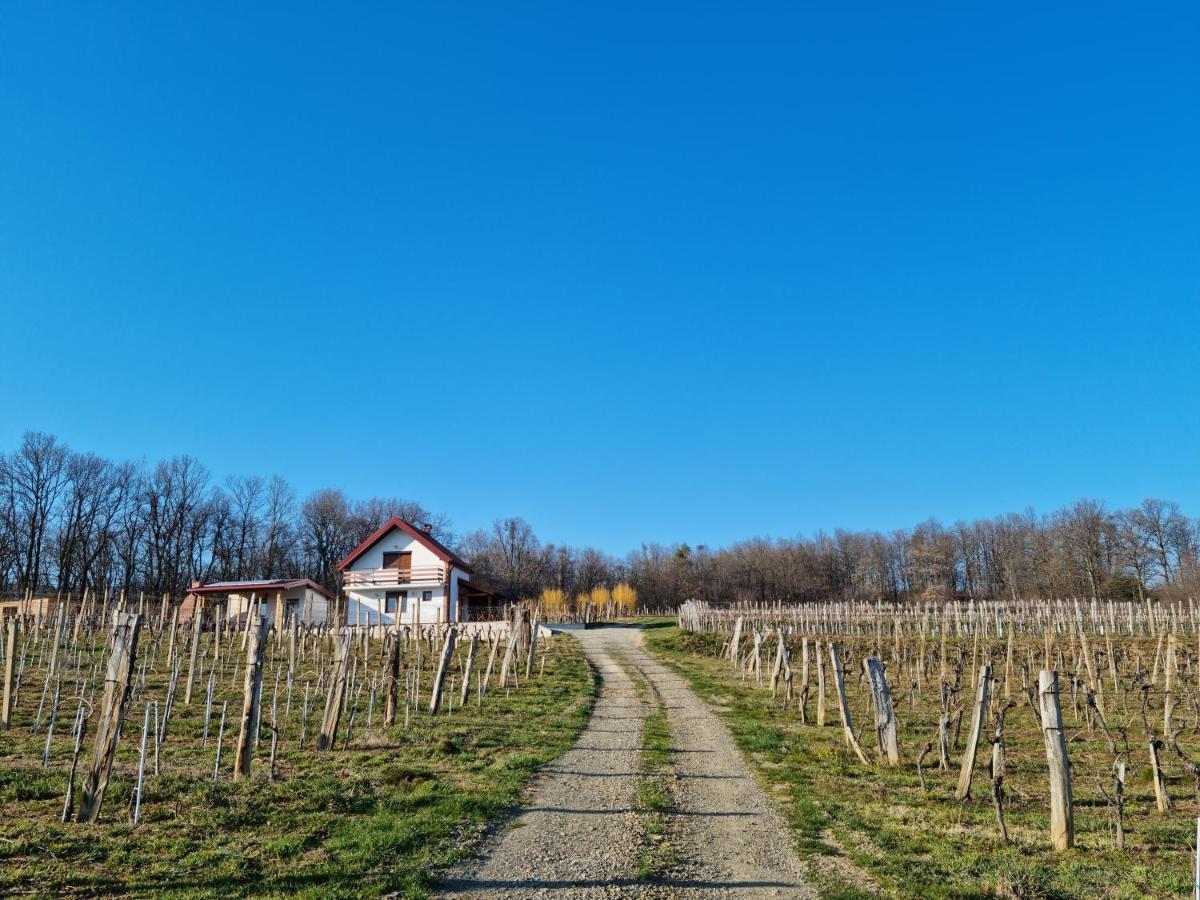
[{"x1": 344, "y1": 565, "x2": 445, "y2": 587}]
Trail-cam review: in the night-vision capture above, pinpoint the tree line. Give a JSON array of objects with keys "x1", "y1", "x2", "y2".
[
  {"x1": 0, "y1": 432, "x2": 450, "y2": 598},
  {"x1": 631, "y1": 497, "x2": 1200, "y2": 608},
  {"x1": 3, "y1": 431, "x2": 1197, "y2": 607}
]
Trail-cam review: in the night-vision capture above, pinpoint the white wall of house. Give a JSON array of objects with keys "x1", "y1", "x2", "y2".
[
  {"x1": 346, "y1": 528, "x2": 443, "y2": 572},
  {"x1": 220, "y1": 587, "x2": 330, "y2": 626},
  {"x1": 346, "y1": 585, "x2": 446, "y2": 625}
]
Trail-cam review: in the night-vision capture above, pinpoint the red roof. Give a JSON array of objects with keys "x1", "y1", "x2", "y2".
[
  {"x1": 191, "y1": 578, "x2": 335, "y2": 600},
  {"x1": 336, "y1": 516, "x2": 473, "y2": 574}
]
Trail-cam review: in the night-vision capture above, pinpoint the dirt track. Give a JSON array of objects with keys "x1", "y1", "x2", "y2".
[{"x1": 439, "y1": 626, "x2": 812, "y2": 898}]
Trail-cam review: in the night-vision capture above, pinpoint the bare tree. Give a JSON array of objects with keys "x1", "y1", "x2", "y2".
[
  {"x1": 300, "y1": 489, "x2": 355, "y2": 589},
  {"x1": 1, "y1": 432, "x2": 70, "y2": 591}
]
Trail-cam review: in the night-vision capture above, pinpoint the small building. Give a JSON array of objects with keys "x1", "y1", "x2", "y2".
[
  {"x1": 0, "y1": 595, "x2": 60, "y2": 620},
  {"x1": 181, "y1": 578, "x2": 333, "y2": 628},
  {"x1": 337, "y1": 517, "x2": 477, "y2": 625}
]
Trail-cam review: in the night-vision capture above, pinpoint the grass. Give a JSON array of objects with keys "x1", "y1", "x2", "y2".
[
  {"x1": 635, "y1": 703, "x2": 676, "y2": 880},
  {"x1": 644, "y1": 624, "x2": 1196, "y2": 900},
  {"x1": 613, "y1": 651, "x2": 678, "y2": 881},
  {"x1": 0, "y1": 630, "x2": 594, "y2": 898}
]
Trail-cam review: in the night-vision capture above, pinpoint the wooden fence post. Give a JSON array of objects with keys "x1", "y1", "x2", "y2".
[
  {"x1": 233, "y1": 615, "x2": 268, "y2": 779},
  {"x1": 1039, "y1": 669, "x2": 1074, "y2": 849},
  {"x1": 956, "y1": 664, "x2": 992, "y2": 800},
  {"x1": 78, "y1": 612, "x2": 142, "y2": 823}
]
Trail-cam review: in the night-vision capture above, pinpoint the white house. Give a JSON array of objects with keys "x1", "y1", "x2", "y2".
[
  {"x1": 183, "y1": 578, "x2": 334, "y2": 628},
  {"x1": 337, "y1": 517, "x2": 479, "y2": 625}
]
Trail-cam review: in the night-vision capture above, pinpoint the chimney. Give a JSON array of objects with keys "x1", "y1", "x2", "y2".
[{"x1": 421, "y1": 522, "x2": 432, "y2": 534}]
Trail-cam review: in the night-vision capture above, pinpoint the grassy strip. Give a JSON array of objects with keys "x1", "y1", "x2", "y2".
[
  {"x1": 635, "y1": 703, "x2": 677, "y2": 880},
  {"x1": 644, "y1": 624, "x2": 1192, "y2": 900},
  {"x1": 613, "y1": 653, "x2": 679, "y2": 881},
  {"x1": 0, "y1": 636, "x2": 594, "y2": 899}
]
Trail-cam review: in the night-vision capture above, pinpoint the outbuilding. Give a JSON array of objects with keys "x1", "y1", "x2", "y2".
[{"x1": 181, "y1": 578, "x2": 333, "y2": 628}]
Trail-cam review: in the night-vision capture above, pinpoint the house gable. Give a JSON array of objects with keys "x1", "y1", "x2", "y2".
[{"x1": 336, "y1": 517, "x2": 472, "y2": 574}]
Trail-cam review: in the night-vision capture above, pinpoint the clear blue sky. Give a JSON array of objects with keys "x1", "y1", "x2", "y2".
[{"x1": 1, "y1": 4, "x2": 1197, "y2": 554}]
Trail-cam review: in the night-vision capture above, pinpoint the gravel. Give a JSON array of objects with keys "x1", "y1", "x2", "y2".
[{"x1": 438, "y1": 626, "x2": 813, "y2": 899}]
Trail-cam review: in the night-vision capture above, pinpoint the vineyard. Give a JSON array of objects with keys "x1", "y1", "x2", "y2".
[
  {"x1": 663, "y1": 598, "x2": 1200, "y2": 897},
  {"x1": 0, "y1": 597, "x2": 593, "y2": 897}
]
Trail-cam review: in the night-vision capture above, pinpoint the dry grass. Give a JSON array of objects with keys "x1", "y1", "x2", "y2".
[
  {"x1": 647, "y1": 622, "x2": 1196, "y2": 899},
  {"x1": 0, "y1": 625, "x2": 594, "y2": 898}
]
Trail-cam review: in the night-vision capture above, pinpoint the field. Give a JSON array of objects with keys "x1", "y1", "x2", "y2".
[
  {"x1": 650, "y1": 600, "x2": 1200, "y2": 898},
  {"x1": 0, "y1": 610, "x2": 594, "y2": 898}
]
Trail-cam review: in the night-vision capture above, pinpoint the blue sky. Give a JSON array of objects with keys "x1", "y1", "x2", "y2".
[{"x1": 1, "y1": 4, "x2": 1197, "y2": 554}]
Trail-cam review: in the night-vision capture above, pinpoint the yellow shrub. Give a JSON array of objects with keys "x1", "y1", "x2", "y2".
[
  {"x1": 539, "y1": 588, "x2": 567, "y2": 618},
  {"x1": 611, "y1": 582, "x2": 637, "y2": 615}
]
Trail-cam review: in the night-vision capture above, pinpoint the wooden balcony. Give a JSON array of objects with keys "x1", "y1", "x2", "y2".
[{"x1": 343, "y1": 565, "x2": 445, "y2": 588}]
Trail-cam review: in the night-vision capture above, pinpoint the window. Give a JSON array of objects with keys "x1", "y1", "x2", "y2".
[
  {"x1": 381, "y1": 551, "x2": 412, "y2": 574},
  {"x1": 385, "y1": 591, "x2": 406, "y2": 614},
  {"x1": 422, "y1": 590, "x2": 433, "y2": 602}
]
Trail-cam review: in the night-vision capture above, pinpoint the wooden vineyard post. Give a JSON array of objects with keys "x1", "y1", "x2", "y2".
[
  {"x1": 1038, "y1": 669, "x2": 1074, "y2": 849},
  {"x1": 2, "y1": 617, "x2": 16, "y2": 729},
  {"x1": 234, "y1": 615, "x2": 268, "y2": 780},
  {"x1": 1149, "y1": 732, "x2": 1171, "y2": 814},
  {"x1": 956, "y1": 664, "x2": 992, "y2": 800},
  {"x1": 429, "y1": 626, "x2": 458, "y2": 715},
  {"x1": 460, "y1": 634, "x2": 479, "y2": 707},
  {"x1": 498, "y1": 617, "x2": 519, "y2": 688},
  {"x1": 1164, "y1": 632, "x2": 1177, "y2": 737},
  {"x1": 864, "y1": 656, "x2": 900, "y2": 765},
  {"x1": 317, "y1": 630, "x2": 351, "y2": 751},
  {"x1": 728, "y1": 616, "x2": 743, "y2": 668},
  {"x1": 165, "y1": 604, "x2": 180, "y2": 667},
  {"x1": 184, "y1": 604, "x2": 203, "y2": 705},
  {"x1": 770, "y1": 628, "x2": 786, "y2": 695},
  {"x1": 78, "y1": 612, "x2": 143, "y2": 823},
  {"x1": 1004, "y1": 628, "x2": 1014, "y2": 700},
  {"x1": 383, "y1": 634, "x2": 402, "y2": 727},
  {"x1": 1187, "y1": 815, "x2": 1200, "y2": 900},
  {"x1": 524, "y1": 614, "x2": 540, "y2": 679},
  {"x1": 1113, "y1": 762, "x2": 1126, "y2": 850},
  {"x1": 815, "y1": 639, "x2": 827, "y2": 727},
  {"x1": 482, "y1": 633, "x2": 500, "y2": 694},
  {"x1": 829, "y1": 643, "x2": 870, "y2": 765},
  {"x1": 798, "y1": 637, "x2": 811, "y2": 723}
]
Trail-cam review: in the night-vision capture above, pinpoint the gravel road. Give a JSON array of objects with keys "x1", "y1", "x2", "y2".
[{"x1": 438, "y1": 626, "x2": 813, "y2": 899}]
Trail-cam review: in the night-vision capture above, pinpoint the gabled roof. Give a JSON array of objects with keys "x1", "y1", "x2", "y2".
[
  {"x1": 336, "y1": 516, "x2": 473, "y2": 574},
  {"x1": 192, "y1": 578, "x2": 335, "y2": 600}
]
